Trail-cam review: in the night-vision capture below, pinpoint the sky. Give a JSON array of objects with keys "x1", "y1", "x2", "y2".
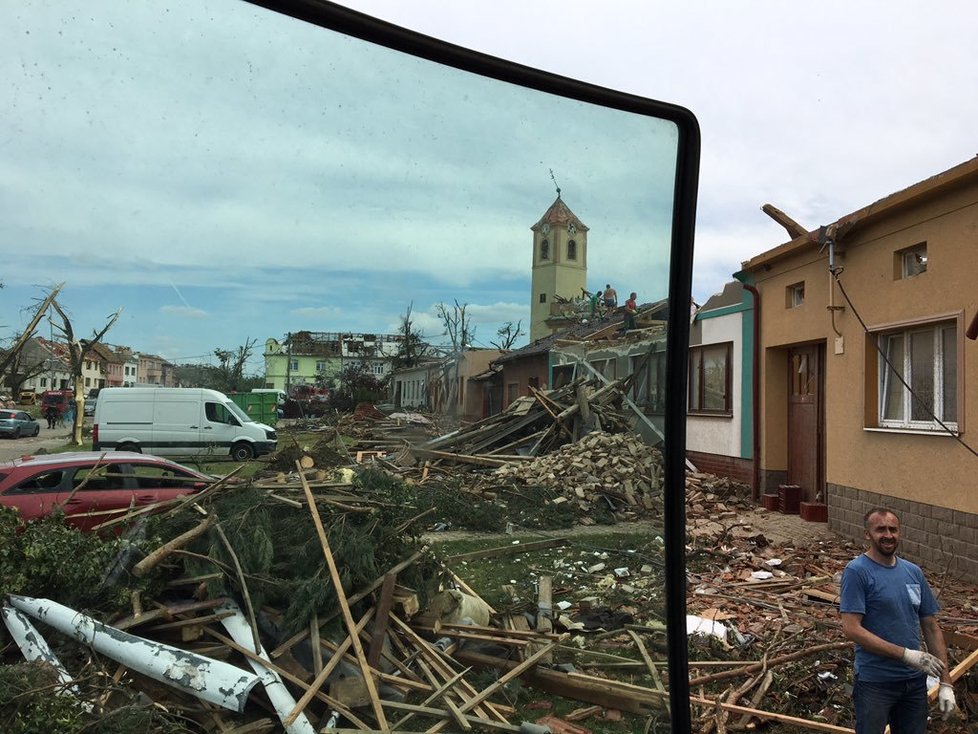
[{"x1": 2, "y1": 1, "x2": 976, "y2": 375}]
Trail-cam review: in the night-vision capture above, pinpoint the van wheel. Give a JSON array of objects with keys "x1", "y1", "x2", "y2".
[
  {"x1": 118, "y1": 443, "x2": 141, "y2": 453},
  {"x1": 231, "y1": 442, "x2": 254, "y2": 462}
]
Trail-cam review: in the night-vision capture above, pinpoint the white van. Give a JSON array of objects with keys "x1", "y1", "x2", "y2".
[{"x1": 93, "y1": 387, "x2": 277, "y2": 461}]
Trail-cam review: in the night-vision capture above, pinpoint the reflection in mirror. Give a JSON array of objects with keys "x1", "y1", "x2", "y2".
[{"x1": 1, "y1": 0, "x2": 697, "y2": 730}]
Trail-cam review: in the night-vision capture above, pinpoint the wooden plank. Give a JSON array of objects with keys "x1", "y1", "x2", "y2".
[
  {"x1": 294, "y1": 460, "x2": 388, "y2": 730},
  {"x1": 282, "y1": 608, "x2": 375, "y2": 727},
  {"x1": 204, "y1": 627, "x2": 372, "y2": 731},
  {"x1": 455, "y1": 649, "x2": 664, "y2": 715},
  {"x1": 391, "y1": 616, "x2": 509, "y2": 725},
  {"x1": 688, "y1": 696, "x2": 853, "y2": 734},
  {"x1": 367, "y1": 573, "x2": 398, "y2": 669},
  {"x1": 269, "y1": 548, "x2": 426, "y2": 659}
]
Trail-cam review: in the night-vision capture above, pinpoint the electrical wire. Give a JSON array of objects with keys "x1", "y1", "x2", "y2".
[{"x1": 832, "y1": 271, "x2": 978, "y2": 459}]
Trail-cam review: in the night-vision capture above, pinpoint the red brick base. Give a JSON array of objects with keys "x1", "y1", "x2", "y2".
[
  {"x1": 686, "y1": 451, "x2": 753, "y2": 485},
  {"x1": 800, "y1": 501, "x2": 828, "y2": 523}
]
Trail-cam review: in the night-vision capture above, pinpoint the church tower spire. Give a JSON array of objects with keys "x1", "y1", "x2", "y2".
[{"x1": 529, "y1": 193, "x2": 588, "y2": 342}]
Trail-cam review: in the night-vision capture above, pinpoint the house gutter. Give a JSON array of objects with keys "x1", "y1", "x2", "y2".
[{"x1": 734, "y1": 271, "x2": 761, "y2": 501}]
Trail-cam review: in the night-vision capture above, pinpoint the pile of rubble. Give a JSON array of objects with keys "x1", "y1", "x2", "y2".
[
  {"x1": 493, "y1": 432, "x2": 663, "y2": 521},
  {"x1": 5, "y1": 376, "x2": 978, "y2": 734}
]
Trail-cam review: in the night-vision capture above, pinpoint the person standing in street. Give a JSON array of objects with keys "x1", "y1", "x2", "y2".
[
  {"x1": 840, "y1": 507, "x2": 957, "y2": 732},
  {"x1": 63, "y1": 402, "x2": 76, "y2": 432}
]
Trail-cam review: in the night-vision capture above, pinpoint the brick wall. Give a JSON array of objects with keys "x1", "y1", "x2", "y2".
[
  {"x1": 687, "y1": 451, "x2": 753, "y2": 485},
  {"x1": 828, "y1": 482, "x2": 978, "y2": 583}
]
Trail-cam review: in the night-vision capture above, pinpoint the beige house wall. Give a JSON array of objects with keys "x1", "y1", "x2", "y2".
[{"x1": 744, "y1": 159, "x2": 978, "y2": 576}]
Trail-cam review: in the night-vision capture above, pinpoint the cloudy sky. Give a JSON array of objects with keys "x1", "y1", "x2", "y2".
[{"x1": 2, "y1": 1, "x2": 975, "y2": 374}]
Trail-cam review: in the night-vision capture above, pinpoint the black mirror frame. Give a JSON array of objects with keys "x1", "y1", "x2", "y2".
[{"x1": 244, "y1": 1, "x2": 699, "y2": 727}]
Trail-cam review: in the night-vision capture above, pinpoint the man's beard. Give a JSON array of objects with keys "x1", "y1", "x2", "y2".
[{"x1": 873, "y1": 537, "x2": 898, "y2": 556}]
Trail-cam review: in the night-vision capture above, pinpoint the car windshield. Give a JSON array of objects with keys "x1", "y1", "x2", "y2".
[{"x1": 224, "y1": 401, "x2": 253, "y2": 424}]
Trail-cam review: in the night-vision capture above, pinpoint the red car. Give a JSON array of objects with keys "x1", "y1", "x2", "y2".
[{"x1": 0, "y1": 452, "x2": 212, "y2": 531}]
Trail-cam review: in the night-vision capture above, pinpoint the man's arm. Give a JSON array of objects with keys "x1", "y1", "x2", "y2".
[
  {"x1": 921, "y1": 615, "x2": 952, "y2": 684},
  {"x1": 840, "y1": 612, "x2": 905, "y2": 660}
]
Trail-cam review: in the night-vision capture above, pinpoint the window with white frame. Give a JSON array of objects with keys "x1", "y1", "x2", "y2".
[
  {"x1": 289, "y1": 359, "x2": 299, "y2": 371},
  {"x1": 689, "y1": 342, "x2": 732, "y2": 414},
  {"x1": 316, "y1": 360, "x2": 326, "y2": 372},
  {"x1": 878, "y1": 320, "x2": 956, "y2": 430}
]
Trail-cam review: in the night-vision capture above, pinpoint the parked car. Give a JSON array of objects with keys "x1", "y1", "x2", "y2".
[
  {"x1": 84, "y1": 397, "x2": 97, "y2": 416},
  {"x1": 0, "y1": 410, "x2": 41, "y2": 439},
  {"x1": 0, "y1": 452, "x2": 213, "y2": 531}
]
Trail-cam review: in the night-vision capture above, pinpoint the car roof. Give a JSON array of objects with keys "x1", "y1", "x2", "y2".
[{"x1": 0, "y1": 451, "x2": 192, "y2": 471}]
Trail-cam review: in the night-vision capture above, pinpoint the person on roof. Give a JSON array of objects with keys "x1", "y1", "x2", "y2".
[
  {"x1": 602, "y1": 284, "x2": 618, "y2": 309},
  {"x1": 588, "y1": 288, "x2": 603, "y2": 318},
  {"x1": 623, "y1": 292, "x2": 638, "y2": 331}
]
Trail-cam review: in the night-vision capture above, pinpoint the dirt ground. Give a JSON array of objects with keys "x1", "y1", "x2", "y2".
[{"x1": 425, "y1": 504, "x2": 838, "y2": 547}]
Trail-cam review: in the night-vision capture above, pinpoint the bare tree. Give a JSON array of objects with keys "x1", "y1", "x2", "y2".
[
  {"x1": 49, "y1": 294, "x2": 122, "y2": 445},
  {"x1": 1, "y1": 341, "x2": 50, "y2": 395},
  {"x1": 435, "y1": 299, "x2": 475, "y2": 352},
  {"x1": 392, "y1": 302, "x2": 428, "y2": 369},
  {"x1": 491, "y1": 320, "x2": 525, "y2": 350},
  {"x1": 213, "y1": 338, "x2": 259, "y2": 393},
  {"x1": 0, "y1": 283, "x2": 63, "y2": 380}
]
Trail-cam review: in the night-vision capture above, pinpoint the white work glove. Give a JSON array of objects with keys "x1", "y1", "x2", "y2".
[
  {"x1": 938, "y1": 683, "x2": 957, "y2": 719},
  {"x1": 901, "y1": 648, "x2": 945, "y2": 677}
]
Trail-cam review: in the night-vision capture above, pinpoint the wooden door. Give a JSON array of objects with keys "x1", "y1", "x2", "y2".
[{"x1": 787, "y1": 344, "x2": 824, "y2": 503}]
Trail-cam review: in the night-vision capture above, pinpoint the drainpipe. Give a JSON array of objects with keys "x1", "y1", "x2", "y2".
[
  {"x1": 734, "y1": 271, "x2": 761, "y2": 502},
  {"x1": 8, "y1": 594, "x2": 260, "y2": 713}
]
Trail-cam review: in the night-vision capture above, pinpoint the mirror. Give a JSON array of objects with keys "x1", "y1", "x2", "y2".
[{"x1": 2, "y1": 0, "x2": 698, "y2": 729}]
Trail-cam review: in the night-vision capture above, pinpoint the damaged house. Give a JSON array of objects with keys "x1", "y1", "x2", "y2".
[
  {"x1": 264, "y1": 332, "x2": 403, "y2": 393},
  {"x1": 390, "y1": 349, "x2": 503, "y2": 422},
  {"x1": 484, "y1": 300, "x2": 670, "y2": 435},
  {"x1": 739, "y1": 155, "x2": 978, "y2": 580}
]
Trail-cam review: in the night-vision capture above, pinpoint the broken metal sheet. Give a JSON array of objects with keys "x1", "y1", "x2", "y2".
[
  {"x1": 1, "y1": 602, "x2": 90, "y2": 708},
  {"x1": 7, "y1": 594, "x2": 260, "y2": 713},
  {"x1": 217, "y1": 600, "x2": 316, "y2": 734}
]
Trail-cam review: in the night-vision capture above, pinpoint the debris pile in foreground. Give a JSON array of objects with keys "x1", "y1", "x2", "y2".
[{"x1": 3, "y1": 384, "x2": 978, "y2": 733}]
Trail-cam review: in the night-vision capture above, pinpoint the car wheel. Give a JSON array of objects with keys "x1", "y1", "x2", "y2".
[
  {"x1": 33, "y1": 426, "x2": 40, "y2": 437},
  {"x1": 230, "y1": 442, "x2": 254, "y2": 462},
  {"x1": 117, "y1": 443, "x2": 141, "y2": 453},
  {"x1": 12, "y1": 428, "x2": 20, "y2": 439}
]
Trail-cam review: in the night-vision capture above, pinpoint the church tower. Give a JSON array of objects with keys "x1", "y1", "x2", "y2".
[{"x1": 529, "y1": 194, "x2": 588, "y2": 342}]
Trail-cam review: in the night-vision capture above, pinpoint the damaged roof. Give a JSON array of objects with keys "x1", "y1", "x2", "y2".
[
  {"x1": 494, "y1": 298, "x2": 669, "y2": 364},
  {"x1": 742, "y1": 155, "x2": 978, "y2": 272},
  {"x1": 531, "y1": 194, "x2": 589, "y2": 233}
]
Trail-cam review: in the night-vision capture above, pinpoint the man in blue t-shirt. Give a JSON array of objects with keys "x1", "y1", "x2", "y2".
[{"x1": 840, "y1": 507, "x2": 957, "y2": 732}]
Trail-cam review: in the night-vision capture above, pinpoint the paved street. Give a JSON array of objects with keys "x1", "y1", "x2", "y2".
[{"x1": 0, "y1": 420, "x2": 79, "y2": 462}]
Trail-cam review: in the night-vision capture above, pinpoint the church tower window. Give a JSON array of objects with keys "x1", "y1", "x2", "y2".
[{"x1": 567, "y1": 239, "x2": 577, "y2": 260}]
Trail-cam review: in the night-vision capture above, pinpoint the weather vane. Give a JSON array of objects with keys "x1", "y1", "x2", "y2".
[{"x1": 549, "y1": 168, "x2": 561, "y2": 198}]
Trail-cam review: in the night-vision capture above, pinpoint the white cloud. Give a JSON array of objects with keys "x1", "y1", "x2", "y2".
[{"x1": 159, "y1": 305, "x2": 208, "y2": 319}]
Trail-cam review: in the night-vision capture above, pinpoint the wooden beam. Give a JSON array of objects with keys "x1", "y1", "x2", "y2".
[
  {"x1": 761, "y1": 203, "x2": 811, "y2": 240},
  {"x1": 296, "y1": 462, "x2": 388, "y2": 730},
  {"x1": 367, "y1": 573, "x2": 398, "y2": 669},
  {"x1": 690, "y1": 695, "x2": 852, "y2": 734}
]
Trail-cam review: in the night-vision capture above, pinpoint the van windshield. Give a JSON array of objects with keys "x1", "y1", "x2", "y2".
[{"x1": 224, "y1": 401, "x2": 254, "y2": 424}]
